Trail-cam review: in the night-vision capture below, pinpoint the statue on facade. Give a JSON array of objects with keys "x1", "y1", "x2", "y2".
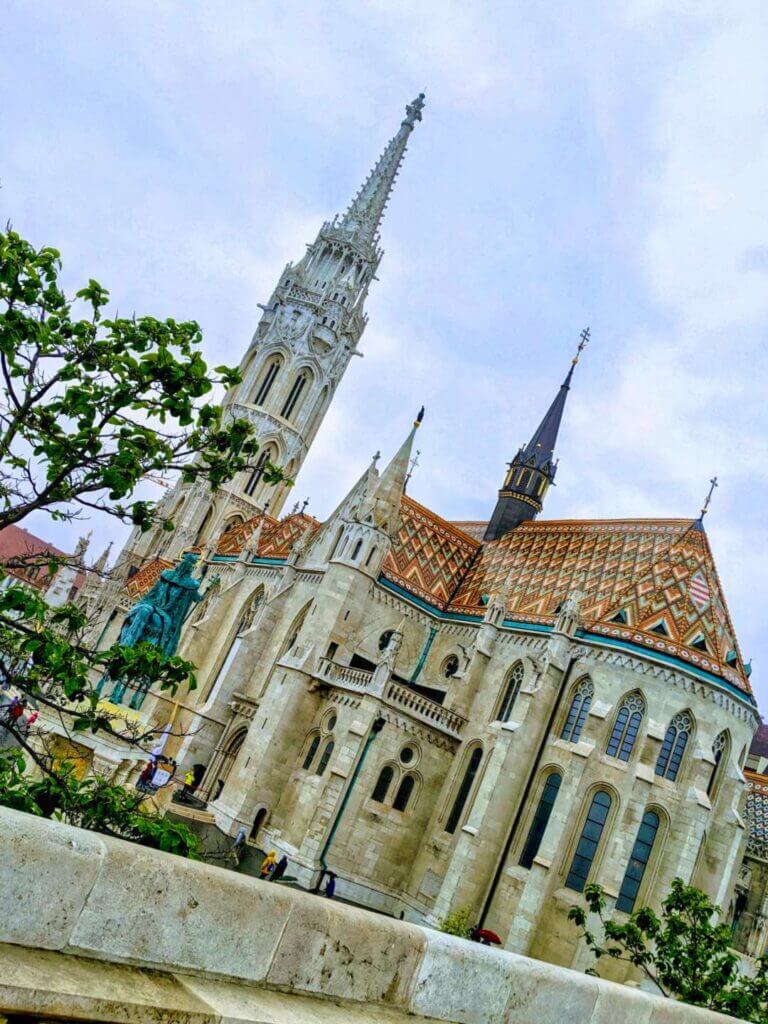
[{"x1": 104, "y1": 553, "x2": 207, "y2": 707}]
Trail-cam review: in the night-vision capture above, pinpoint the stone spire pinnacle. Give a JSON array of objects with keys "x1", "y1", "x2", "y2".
[
  {"x1": 338, "y1": 93, "x2": 425, "y2": 248},
  {"x1": 370, "y1": 408, "x2": 424, "y2": 534}
]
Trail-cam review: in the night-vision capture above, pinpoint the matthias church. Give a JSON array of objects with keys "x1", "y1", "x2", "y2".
[{"x1": 75, "y1": 94, "x2": 768, "y2": 972}]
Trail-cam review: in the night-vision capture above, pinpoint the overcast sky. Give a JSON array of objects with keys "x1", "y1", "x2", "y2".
[{"x1": 3, "y1": 2, "x2": 767, "y2": 707}]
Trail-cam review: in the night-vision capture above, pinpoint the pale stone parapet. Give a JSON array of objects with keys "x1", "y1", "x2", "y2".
[{"x1": 0, "y1": 807, "x2": 745, "y2": 1024}]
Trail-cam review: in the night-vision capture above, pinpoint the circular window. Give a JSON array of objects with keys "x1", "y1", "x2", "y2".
[
  {"x1": 326, "y1": 713, "x2": 337, "y2": 732},
  {"x1": 400, "y1": 746, "x2": 414, "y2": 765},
  {"x1": 379, "y1": 630, "x2": 394, "y2": 652},
  {"x1": 443, "y1": 655, "x2": 460, "y2": 679}
]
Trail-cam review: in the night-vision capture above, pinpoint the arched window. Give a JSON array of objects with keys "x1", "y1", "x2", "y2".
[
  {"x1": 302, "y1": 733, "x2": 320, "y2": 770},
  {"x1": 282, "y1": 603, "x2": 311, "y2": 657},
  {"x1": 371, "y1": 765, "x2": 394, "y2": 803},
  {"x1": 445, "y1": 746, "x2": 483, "y2": 834},
  {"x1": 329, "y1": 526, "x2": 345, "y2": 560},
  {"x1": 393, "y1": 774, "x2": 416, "y2": 812},
  {"x1": 565, "y1": 790, "x2": 612, "y2": 892},
  {"x1": 250, "y1": 806, "x2": 268, "y2": 839},
  {"x1": 351, "y1": 539, "x2": 363, "y2": 560},
  {"x1": 561, "y1": 678, "x2": 594, "y2": 743},
  {"x1": 194, "y1": 506, "x2": 216, "y2": 546},
  {"x1": 616, "y1": 810, "x2": 660, "y2": 913},
  {"x1": 497, "y1": 662, "x2": 524, "y2": 722},
  {"x1": 316, "y1": 739, "x2": 334, "y2": 776},
  {"x1": 606, "y1": 692, "x2": 645, "y2": 761},
  {"x1": 245, "y1": 449, "x2": 271, "y2": 497},
  {"x1": 655, "y1": 711, "x2": 693, "y2": 781},
  {"x1": 378, "y1": 630, "x2": 394, "y2": 651},
  {"x1": 519, "y1": 772, "x2": 562, "y2": 869},
  {"x1": 254, "y1": 358, "x2": 281, "y2": 406},
  {"x1": 281, "y1": 371, "x2": 310, "y2": 420},
  {"x1": 707, "y1": 731, "x2": 729, "y2": 797},
  {"x1": 365, "y1": 545, "x2": 378, "y2": 567},
  {"x1": 443, "y1": 655, "x2": 460, "y2": 679}
]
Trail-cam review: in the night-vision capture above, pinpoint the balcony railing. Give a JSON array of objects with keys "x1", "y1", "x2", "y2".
[
  {"x1": 383, "y1": 681, "x2": 466, "y2": 739},
  {"x1": 317, "y1": 658, "x2": 374, "y2": 692}
]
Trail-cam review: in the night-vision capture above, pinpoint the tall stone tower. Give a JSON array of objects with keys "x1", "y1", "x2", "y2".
[{"x1": 125, "y1": 93, "x2": 426, "y2": 567}]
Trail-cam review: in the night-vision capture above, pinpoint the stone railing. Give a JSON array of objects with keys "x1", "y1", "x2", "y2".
[
  {"x1": 384, "y1": 680, "x2": 467, "y2": 739},
  {"x1": 0, "y1": 808, "x2": 740, "y2": 1024},
  {"x1": 317, "y1": 656, "x2": 374, "y2": 692}
]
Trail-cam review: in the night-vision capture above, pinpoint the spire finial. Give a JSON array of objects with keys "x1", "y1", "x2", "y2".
[
  {"x1": 404, "y1": 449, "x2": 421, "y2": 491},
  {"x1": 700, "y1": 476, "x2": 718, "y2": 519},
  {"x1": 573, "y1": 326, "x2": 590, "y2": 366},
  {"x1": 301, "y1": 498, "x2": 310, "y2": 515},
  {"x1": 414, "y1": 405, "x2": 425, "y2": 428},
  {"x1": 403, "y1": 92, "x2": 426, "y2": 127}
]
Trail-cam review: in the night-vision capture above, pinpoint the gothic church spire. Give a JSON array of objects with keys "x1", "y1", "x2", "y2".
[
  {"x1": 338, "y1": 93, "x2": 425, "y2": 248},
  {"x1": 483, "y1": 331, "x2": 588, "y2": 542}
]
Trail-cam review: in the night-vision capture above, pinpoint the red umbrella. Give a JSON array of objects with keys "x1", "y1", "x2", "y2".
[{"x1": 473, "y1": 928, "x2": 502, "y2": 945}]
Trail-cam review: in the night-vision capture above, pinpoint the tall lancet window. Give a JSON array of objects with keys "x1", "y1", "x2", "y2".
[
  {"x1": 606, "y1": 692, "x2": 645, "y2": 761},
  {"x1": 204, "y1": 592, "x2": 263, "y2": 703},
  {"x1": 245, "y1": 448, "x2": 272, "y2": 497},
  {"x1": 655, "y1": 711, "x2": 693, "y2": 781},
  {"x1": 496, "y1": 662, "x2": 524, "y2": 722},
  {"x1": 254, "y1": 358, "x2": 281, "y2": 407},
  {"x1": 281, "y1": 371, "x2": 310, "y2": 421},
  {"x1": 445, "y1": 746, "x2": 483, "y2": 835},
  {"x1": 707, "y1": 731, "x2": 729, "y2": 797},
  {"x1": 561, "y1": 678, "x2": 593, "y2": 743}
]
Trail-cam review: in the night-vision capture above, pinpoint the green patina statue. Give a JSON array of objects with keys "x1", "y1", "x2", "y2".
[{"x1": 105, "y1": 553, "x2": 212, "y2": 708}]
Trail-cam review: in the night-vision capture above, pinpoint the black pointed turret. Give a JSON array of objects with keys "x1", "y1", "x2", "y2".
[{"x1": 483, "y1": 355, "x2": 579, "y2": 543}]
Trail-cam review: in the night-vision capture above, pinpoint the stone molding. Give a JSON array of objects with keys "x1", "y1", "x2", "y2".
[{"x1": 0, "y1": 808, "x2": 741, "y2": 1024}]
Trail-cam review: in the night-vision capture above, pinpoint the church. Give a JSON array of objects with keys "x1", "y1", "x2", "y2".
[{"x1": 82, "y1": 93, "x2": 761, "y2": 972}]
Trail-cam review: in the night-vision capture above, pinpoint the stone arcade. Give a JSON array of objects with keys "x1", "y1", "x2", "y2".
[{"x1": 81, "y1": 95, "x2": 760, "y2": 976}]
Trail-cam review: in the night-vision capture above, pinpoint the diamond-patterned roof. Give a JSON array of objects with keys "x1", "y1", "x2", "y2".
[{"x1": 745, "y1": 769, "x2": 768, "y2": 859}]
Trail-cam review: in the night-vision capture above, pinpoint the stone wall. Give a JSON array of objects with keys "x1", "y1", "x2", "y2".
[{"x1": 0, "y1": 807, "x2": 745, "y2": 1024}]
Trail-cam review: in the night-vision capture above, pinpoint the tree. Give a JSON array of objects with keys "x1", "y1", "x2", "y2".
[
  {"x1": 0, "y1": 227, "x2": 283, "y2": 854},
  {"x1": 569, "y1": 879, "x2": 768, "y2": 1022}
]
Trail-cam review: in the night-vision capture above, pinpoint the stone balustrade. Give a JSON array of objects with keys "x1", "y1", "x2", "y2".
[
  {"x1": 0, "y1": 807, "x2": 742, "y2": 1024},
  {"x1": 384, "y1": 680, "x2": 467, "y2": 738},
  {"x1": 318, "y1": 656, "x2": 374, "y2": 691}
]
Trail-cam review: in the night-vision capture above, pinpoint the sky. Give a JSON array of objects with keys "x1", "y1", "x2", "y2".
[{"x1": 2, "y1": 2, "x2": 768, "y2": 706}]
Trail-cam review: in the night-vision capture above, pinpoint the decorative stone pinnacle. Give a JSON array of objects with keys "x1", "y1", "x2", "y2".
[{"x1": 403, "y1": 93, "x2": 426, "y2": 127}]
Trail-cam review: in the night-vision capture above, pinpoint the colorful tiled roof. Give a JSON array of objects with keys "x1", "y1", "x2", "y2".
[
  {"x1": 215, "y1": 512, "x2": 278, "y2": 556},
  {"x1": 383, "y1": 512, "x2": 750, "y2": 695},
  {"x1": 258, "y1": 513, "x2": 322, "y2": 558},
  {"x1": 125, "y1": 558, "x2": 174, "y2": 600},
  {"x1": 382, "y1": 496, "x2": 480, "y2": 608},
  {"x1": 745, "y1": 769, "x2": 768, "y2": 859},
  {"x1": 0, "y1": 525, "x2": 85, "y2": 592}
]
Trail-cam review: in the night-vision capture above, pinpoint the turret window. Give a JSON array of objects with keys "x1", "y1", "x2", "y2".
[
  {"x1": 519, "y1": 771, "x2": 562, "y2": 868},
  {"x1": 497, "y1": 662, "x2": 524, "y2": 722},
  {"x1": 561, "y1": 678, "x2": 593, "y2": 743},
  {"x1": 655, "y1": 711, "x2": 693, "y2": 781},
  {"x1": 281, "y1": 372, "x2": 310, "y2": 420},
  {"x1": 565, "y1": 790, "x2": 612, "y2": 892},
  {"x1": 606, "y1": 692, "x2": 645, "y2": 761},
  {"x1": 254, "y1": 359, "x2": 281, "y2": 406},
  {"x1": 245, "y1": 450, "x2": 270, "y2": 496},
  {"x1": 616, "y1": 810, "x2": 660, "y2": 913}
]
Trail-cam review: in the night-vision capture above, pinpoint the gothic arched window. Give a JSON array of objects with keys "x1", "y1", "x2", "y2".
[
  {"x1": 519, "y1": 771, "x2": 562, "y2": 869},
  {"x1": 371, "y1": 765, "x2": 394, "y2": 803},
  {"x1": 351, "y1": 539, "x2": 363, "y2": 560},
  {"x1": 281, "y1": 371, "x2": 310, "y2": 420},
  {"x1": 616, "y1": 810, "x2": 660, "y2": 913},
  {"x1": 445, "y1": 746, "x2": 483, "y2": 834},
  {"x1": 393, "y1": 774, "x2": 416, "y2": 812},
  {"x1": 565, "y1": 789, "x2": 612, "y2": 892},
  {"x1": 245, "y1": 449, "x2": 271, "y2": 497},
  {"x1": 606, "y1": 692, "x2": 645, "y2": 761},
  {"x1": 302, "y1": 733, "x2": 321, "y2": 770},
  {"x1": 254, "y1": 358, "x2": 282, "y2": 406},
  {"x1": 707, "y1": 731, "x2": 729, "y2": 797},
  {"x1": 561, "y1": 678, "x2": 594, "y2": 743},
  {"x1": 204, "y1": 591, "x2": 263, "y2": 702},
  {"x1": 655, "y1": 711, "x2": 693, "y2": 781},
  {"x1": 497, "y1": 662, "x2": 524, "y2": 722},
  {"x1": 316, "y1": 739, "x2": 334, "y2": 776}
]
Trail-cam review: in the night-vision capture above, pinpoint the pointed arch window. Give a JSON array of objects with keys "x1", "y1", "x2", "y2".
[
  {"x1": 245, "y1": 449, "x2": 271, "y2": 497},
  {"x1": 497, "y1": 662, "x2": 524, "y2": 722},
  {"x1": 445, "y1": 746, "x2": 483, "y2": 835},
  {"x1": 655, "y1": 711, "x2": 693, "y2": 781},
  {"x1": 254, "y1": 358, "x2": 281, "y2": 406},
  {"x1": 371, "y1": 765, "x2": 394, "y2": 803},
  {"x1": 351, "y1": 539, "x2": 363, "y2": 560},
  {"x1": 302, "y1": 733, "x2": 321, "y2": 771},
  {"x1": 316, "y1": 739, "x2": 334, "y2": 776},
  {"x1": 561, "y1": 678, "x2": 594, "y2": 743},
  {"x1": 281, "y1": 371, "x2": 310, "y2": 420},
  {"x1": 519, "y1": 772, "x2": 562, "y2": 869},
  {"x1": 205, "y1": 592, "x2": 263, "y2": 702},
  {"x1": 616, "y1": 810, "x2": 660, "y2": 913},
  {"x1": 393, "y1": 774, "x2": 416, "y2": 812},
  {"x1": 565, "y1": 790, "x2": 612, "y2": 892},
  {"x1": 606, "y1": 692, "x2": 645, "y2": 761},
  {"x1": 707, "y1": 731, "x2": 729, "y2": 797}
]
